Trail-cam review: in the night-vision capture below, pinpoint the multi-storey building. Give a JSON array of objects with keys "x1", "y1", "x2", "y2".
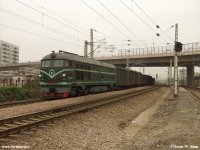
[
  {"x1": 0, "y1": 40, "x2": 19, "y2": 65},
  {"x1": 0, "y1": 40, "x2": 19, "y2": 76}
]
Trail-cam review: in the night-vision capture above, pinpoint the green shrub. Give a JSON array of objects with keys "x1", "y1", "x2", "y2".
[
  {"x1": 0, "y1": 94, "x2": 4, "y2": 101},
  {"x1": 0, "y1": 87, "x2": 39, "y2": 101},
  {"x1": 15, "y1": 93, "x2": 24, "y2": 100}
]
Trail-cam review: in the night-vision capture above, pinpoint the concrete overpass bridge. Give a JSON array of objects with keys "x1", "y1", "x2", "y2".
[
  {"x1": 95, "y1": 42, "x2": 200, "y2": 67},
  {"x1": 95, "y1": 42, "x2": 200, "y2": 86}
]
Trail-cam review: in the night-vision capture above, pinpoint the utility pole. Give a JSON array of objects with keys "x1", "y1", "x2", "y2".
[
  {"x1": 174, "y1": 23, "x2": 178, "y2": 97},
  {"x1": 90, "y1": 28, "x2": 94, "y2": 59},
  {"x1": 84, "y1": 40, "x2": 88, "y2": 58}
]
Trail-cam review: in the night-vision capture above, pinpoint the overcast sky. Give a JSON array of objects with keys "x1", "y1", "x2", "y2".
[{"x1": 0, "y1": 0, "x2": 200, "y2": 80}]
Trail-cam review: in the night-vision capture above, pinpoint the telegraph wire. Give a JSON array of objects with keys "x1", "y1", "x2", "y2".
[
  {"x1": 0, "y1": 8, "x2": 85, "y2": 42},
  {"x1": 0, "y1": 23, "x2": 83, "y2": 47},
  {"x1": 81, "y1": 0, "x2": 131, "y2": 40},
  {"x1": 96, "y1": 0, "x2": 142, "y2": 43},
  {"x1": 16, "y1": 0, "x2": 89, "y2": 37}
]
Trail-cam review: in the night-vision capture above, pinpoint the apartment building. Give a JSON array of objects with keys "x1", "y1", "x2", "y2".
[{"x1": 0, "y1": 40, "x2": 19, "y2": 65}]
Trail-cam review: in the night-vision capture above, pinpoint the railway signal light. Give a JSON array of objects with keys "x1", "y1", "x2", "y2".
[{"x1": 175, "y1": 42, "x2": 182, "y2": 52}]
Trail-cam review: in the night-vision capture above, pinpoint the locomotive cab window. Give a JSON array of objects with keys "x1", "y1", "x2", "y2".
[
  {"x1": 76, "y1": 64, "x2": 79, "y2": 69},
  {"x1": 69, "y1": 61, "x2": 72, "y2": 67},
  {"x1": 41, "y1": 60, "x2": 51, "y2": 67},
  {"x1": 53, "y1": 60, "x2": 64, "y2": 67},
  {"x1": 63, "y1": 60, "x2": 69, "y2": 67}
]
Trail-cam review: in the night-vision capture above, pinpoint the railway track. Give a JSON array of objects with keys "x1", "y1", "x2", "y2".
[
  {"x1": 0, "y1": 86, "x2": 159, "y2": 140},
  {"x1": 184, "y1": 86, "x2": 200, "y2": 100},
  {"x1": 0, "y1": 98, "x2": 44, "y2": 109}
]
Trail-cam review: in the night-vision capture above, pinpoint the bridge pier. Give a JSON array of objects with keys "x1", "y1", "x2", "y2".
[
  {"x1": 126, "y1": 58, "x2": 129, "y2": 68},
  {"x1": 168, "y1": 59, "x2": 173, "y2": 86},
  {"x1": 187, "y1": 64, "x2": 194, "y2": 86}
]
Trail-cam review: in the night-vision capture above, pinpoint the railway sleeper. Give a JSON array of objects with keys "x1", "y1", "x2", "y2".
[{"x1": 3, "y1": 124, "x2": 17, "y2": 128}]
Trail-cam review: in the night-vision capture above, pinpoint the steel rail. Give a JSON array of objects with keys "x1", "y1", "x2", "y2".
[
  {"x1": 0, "y1": 98, "x2": 43, "y2": 109},
  {"x1": 0, "y1": 86, "x2": 159, "y2": 139},
  {"x1": 184, "y1": 86, "x2": 200, "y2": 100}
]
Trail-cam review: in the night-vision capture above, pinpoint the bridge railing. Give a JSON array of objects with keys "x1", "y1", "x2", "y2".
[{"x1": 95, "y1": 42, "x2": 200, "y2": 58}]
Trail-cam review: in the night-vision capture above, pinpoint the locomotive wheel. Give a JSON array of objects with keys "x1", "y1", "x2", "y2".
[
  {"x1": 83, "y1": 87, "x2": 89, "y2": 95},
  {"x1": 70, "y1": 87, "x2": 84, "y2": 97},
  {"x1": 77, "y1": 87, "x2": 84, "y2": 96},
  {"x1": 70, "y1": 87, "x2": 77, "y2": 97}
]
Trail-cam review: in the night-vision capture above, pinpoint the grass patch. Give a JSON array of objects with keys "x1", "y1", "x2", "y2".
[{"x1": 0, "y1": 87, "x2": 39, "y2": 101}]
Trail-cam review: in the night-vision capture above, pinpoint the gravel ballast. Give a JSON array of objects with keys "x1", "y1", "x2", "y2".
[
  {"x1": 0, "y1": 86, "x2": 151, "y2": 119},
  {"x1": 1, "y1": 87, "x2": 167, "y2": 149}
]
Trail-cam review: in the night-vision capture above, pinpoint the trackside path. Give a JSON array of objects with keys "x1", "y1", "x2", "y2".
[{"x1": 131, "y1": 87, "x2": 200, "y2": 150}]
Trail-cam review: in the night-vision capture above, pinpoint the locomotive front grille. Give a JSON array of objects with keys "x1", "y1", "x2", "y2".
[{"x1": 49, "y1": 88, "x2": 56, "y2": 93}]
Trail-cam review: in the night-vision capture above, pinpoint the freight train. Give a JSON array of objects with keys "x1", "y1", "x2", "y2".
[{"x1": 39, "y1": 50, "x2": 155, "y2": 98}]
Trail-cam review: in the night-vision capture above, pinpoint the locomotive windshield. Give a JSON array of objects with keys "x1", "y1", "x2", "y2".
[
  {"x1": 54, "y1": 60, "x2": 64, "y2": 67},
  {"x1": 41, "y1": 60, "x2": 69, "y2": 67},
  {"x1": 41, "y1": 60, "x2": 51, "y2": 67}
]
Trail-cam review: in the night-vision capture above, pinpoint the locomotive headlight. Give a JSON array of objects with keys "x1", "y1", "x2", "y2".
[
  {"x1": 61, "y1": 73, "x2": 66, "y2": 77},
  {"x1": 39, "y1": 74, "x2": 42, "y2": 78}
]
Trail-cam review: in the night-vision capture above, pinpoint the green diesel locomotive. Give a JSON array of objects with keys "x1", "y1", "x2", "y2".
[{"x1": 39, "y1": 51, "x2": 154, "y2": 98}]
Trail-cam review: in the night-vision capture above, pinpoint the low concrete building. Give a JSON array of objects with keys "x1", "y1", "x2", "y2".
[{"x1": 0, "y1": 75, "x2": 39, "y2": 88}]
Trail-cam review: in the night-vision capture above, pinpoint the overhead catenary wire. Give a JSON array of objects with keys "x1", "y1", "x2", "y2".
[
  {"x1": 0, "y1": 23, "x2": 83, "y2": 47},
  {"x1": 21, "y1": 0, "x2": 126, "y2": 47},
  {"x1": 87, "y1": 38, "x2": 106, "y2": 57},
  {"x1": 94, "y1": 29, "x2": 125, "y2": 41},
  {"x1": 27, "y1": 0, "x2": 89, "y2": 35},
  {"x1": 119, "y1": 0, "x2": 168, "y2": 43},
  {"x1": 1, "y1": 1, "x2": 173, "y2": 52},
  {"x1": 16, "y1": 0, "x2": 166, "y2": 48},
  {"x1": 131, "y1": 0, "x2": 157, "y2": 26},
  {"x1": 0, "y1": 8, "x2": 85, "y2": 42},
  {"x1": 130, "y1": 0, "x2": 174, "y2": 41},
  {"x1": 120, "y1": 0, "x2": 156, "y2": 34},
  {"x1": 96, "y1": 0, "x2": 142, "y2": 43},
  {"x1": 15, "y1": 0, "x2": 89, "y2": 37},
  {"x1": 81, "y1": 0, "x2": 131, "y2": 40},
  {"x1": 95, "y1": 29, "x2": 159, "y2": 47}
]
